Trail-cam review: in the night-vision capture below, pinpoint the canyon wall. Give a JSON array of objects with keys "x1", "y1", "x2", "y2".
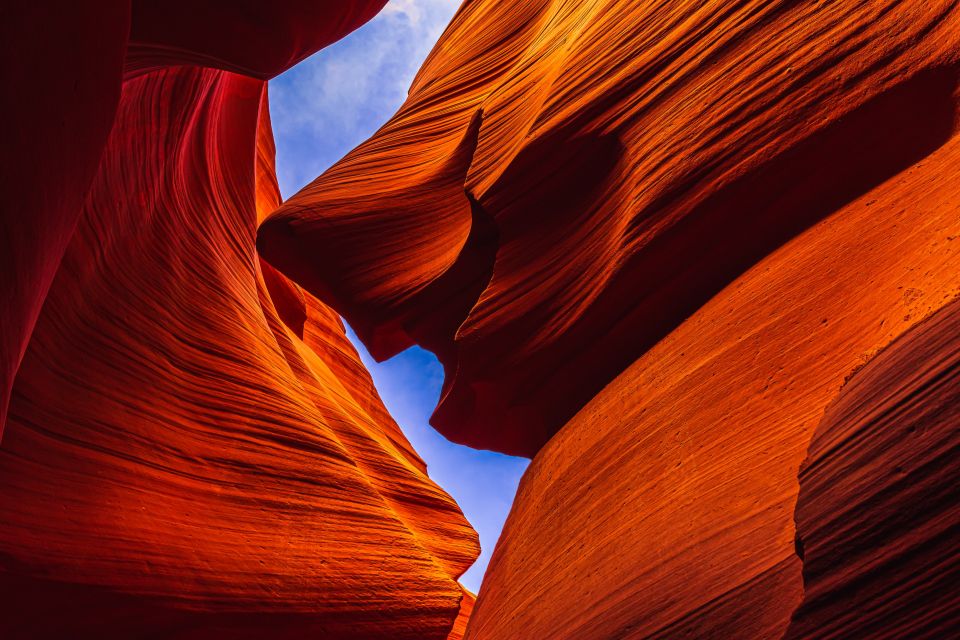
[
  {"x1": 261, "y1": 0, "x2": 960, "y2": 637},
  {"x1": 0, "y1": 3, "x2": 478, "y2": 638},
  {"x1": 1, "y1": 0, "x2": 388, "y2": 441},
  {"x1": 4, "y1": 0, "x2": 958, "y2": 637}
]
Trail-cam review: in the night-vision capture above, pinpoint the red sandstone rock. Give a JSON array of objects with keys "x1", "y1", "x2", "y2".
[
  {"x1": 0, "y1": 4, "x2": 477, "y2": 638},
  {"x1": 0, "y1": 0, "x2": 386, "y2": 436},
  {"x1": 0, "y1": 1, "x2": 129, "y2": 438},
  {"x1": 127, "y1": 1, "x2": 387, "y2": 79},
  {"x1": 0, "y1": 1, "x2": 389, "y2": 442},
  {"x1": 258, "y1": 0, "x2": 960, "y2": 637},
  {"x1": 463, "y1": 154, "x2": 960, "y2": 637},
  {"x1": 6, "y1": 0, "x2": 960, "y2": 636},
  {"x1": 0, "y1": 65, "x2": 476, "y2": 639},
  {"x1": 447, "y1": 589, "x2": 476, "y2": 640}
]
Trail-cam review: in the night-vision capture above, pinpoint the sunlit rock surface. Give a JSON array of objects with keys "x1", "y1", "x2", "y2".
[
  {"x1": 262, "y1": 0, "x2": 960, "y2": 458},
  {"x1": 0, "y1": 3, "x2": 478, "y2": 638},
  {"x1": 4, "y1": 0, "x2": 959, "y2": 637},
  {"x1": 260, "y1": 0, "x2": 960, "y2": 637},
  {"x1": 447, "y1": 588, "x2": 476, "y2": 640}
]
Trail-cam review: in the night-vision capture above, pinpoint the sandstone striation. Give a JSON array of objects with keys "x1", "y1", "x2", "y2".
[
  {"x1": 447, "y1": 589, "x2": 476, "y2": 640},
  {"x1": 0, "y1": 2, "x2": 129, "y2": 437},
  {"x1": 259, "y1": 0, "x2": 960, "y2": 637},
  {"x1": 1, "y1": 0, "x2": 389, "y2": 441},
  {"x1": 5, "y1": 0, "x2": 960, "y2": 637},
  {"x1": 785, "y1": 298, "x2": 960, "y2": 640},
  {"x1": 0, "y1": 3, "x2": 477, "y2": 638},
  {"x1": 261, "y1": 0, "x2": 960, "y2": 458},
  {"x1": 464, "y1": 164, "x2": 960, "y2": 637}
]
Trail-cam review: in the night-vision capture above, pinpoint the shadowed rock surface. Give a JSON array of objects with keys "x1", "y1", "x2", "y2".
[
  {"x1": 786, "y1": 298, "x2": 960, "y2": 640},
  {"x1": 0, "y1": 3, "x2": 477, "y2": 638}
]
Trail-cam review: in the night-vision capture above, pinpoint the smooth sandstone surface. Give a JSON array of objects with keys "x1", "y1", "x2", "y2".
[
  {"x1": 261, "y1": 0, "x2": 960, "y2": 458},
  {"x1": 467, "y1": 142, "x2": 960, "y2": 637},
  {"x1": 258, "y1": 0, "x2": 960, "y2": 637},
  {"x1": 127, "y1": 0, "x2": 388, "y2": 79},
  {"x1": 0, "y1": 3, "x2": 477, "y2": 638}
]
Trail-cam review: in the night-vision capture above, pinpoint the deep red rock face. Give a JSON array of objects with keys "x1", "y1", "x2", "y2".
[
  {"x1": 127, "y1": 1, "x2": 388, "y2": 79},
  {"x1": 0, "y1": 0, "x2": 389, "y2": 440},
  {"x1": 0, "y1": 3, "x2": 477, "y2": 638},
  {"x1": 0, "y1": 2, "x2": 129, "y2": 436},
  {"x1": 0, "y1": 64, "x2": 476, "y2": 639}
]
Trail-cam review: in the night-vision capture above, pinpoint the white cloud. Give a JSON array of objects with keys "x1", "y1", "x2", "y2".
[
  {"x1": 383, "y1": 0, "x2": 424, "y2": 26},
  {"x1": 269, "y1": 0, "x2": 464, "y2": 198}
]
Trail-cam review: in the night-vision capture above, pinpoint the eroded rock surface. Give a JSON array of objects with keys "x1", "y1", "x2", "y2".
[
  {"x1": 0, "y1": 4, "x2": 477, "y2": 638},
  {"x1": 786, "y1": 298, "x2": 960, "y2": 640},
  {"x1": 259, "y1": 0, "x2": 960, "y2": 637},
  {"x1": 261, "y1": 0, "x2": 960, "y2": 458},
  {"x1": 4, "y1": 0, "x2": 959, "y2": 637}
]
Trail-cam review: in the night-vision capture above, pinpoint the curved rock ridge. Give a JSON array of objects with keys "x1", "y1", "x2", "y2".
[
  {"x1": 0, "y1": 65, "x2": 477, "y2": 639},
  {"x1": 5, "y1": 1, "x2": 959, "y2": 637},
  {"x1": 1, "y1": 0, "x2": 387, "y2": 441},
  {"x1": 0, "y1": 4, "x2": 479, "y2": 638},
  {"x1": 447, "y1": 588, "x2": 476, "y2": 640},
  {"x1": 126, "y1": 0, "x2": 388, "y2": 79},
  {"x1": 785, "y1": 298, "x2": 960, "y2": 640},
  {"x1": 260, "y1": 0, "x2": 960, "y2": 457},
  {"x1": 463, "y1": 121, "x2": 960, "y2": 638}
]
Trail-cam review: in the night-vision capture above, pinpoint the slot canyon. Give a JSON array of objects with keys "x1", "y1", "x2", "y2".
[{"x1": 1, "y1": 1, "x2": 958, "y2": 638}]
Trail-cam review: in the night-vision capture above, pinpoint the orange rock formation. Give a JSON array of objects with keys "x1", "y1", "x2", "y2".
[
  {"x1": 1, "y1": 3, "x2": 478, "y2": 638},
  {"x1": 447, "y1": 589, "x2": 476, "y2": 640},
  {"x1": 260, "y1": 0, "x2": 960, "y2": 637},
  {"x1": 4, "y1": 0, "x2": 959, "y2": 637},
  {"x1": 260, "y1": 0, "x2": 960, "y2": 459}
]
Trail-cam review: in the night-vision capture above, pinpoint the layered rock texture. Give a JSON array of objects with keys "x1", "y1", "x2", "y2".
[
  {"x1": 447, "y1": 589, "x2": 477, "y2": 640},
  {"x1": 785, "y1": 299, "x2": 960, "y2": 639},
  {"x1": 1, "y1": 0, "x2": 391, "y2": 442},
  {"x1": 1, "y1": 3, "x2": 477, "y2": 638},
  {"x1": 4, "y1": 0, "x2": 960, "y2": 637},
  {"x1": 260, "y1": 0, "x2": 960, "y2": 638}
]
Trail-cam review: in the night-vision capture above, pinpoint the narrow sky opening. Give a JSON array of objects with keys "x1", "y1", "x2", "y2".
[{"x1": 268, "y1": 0, "x2": 530, "y2": 593}]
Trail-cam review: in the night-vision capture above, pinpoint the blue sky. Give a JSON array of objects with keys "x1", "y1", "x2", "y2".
[
  {"x1": 271, "y1": 0, "x2": 461, "y2": 197},
  {"x1": 269, "y1": 0, "x2": 529, "y2": 593}
]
